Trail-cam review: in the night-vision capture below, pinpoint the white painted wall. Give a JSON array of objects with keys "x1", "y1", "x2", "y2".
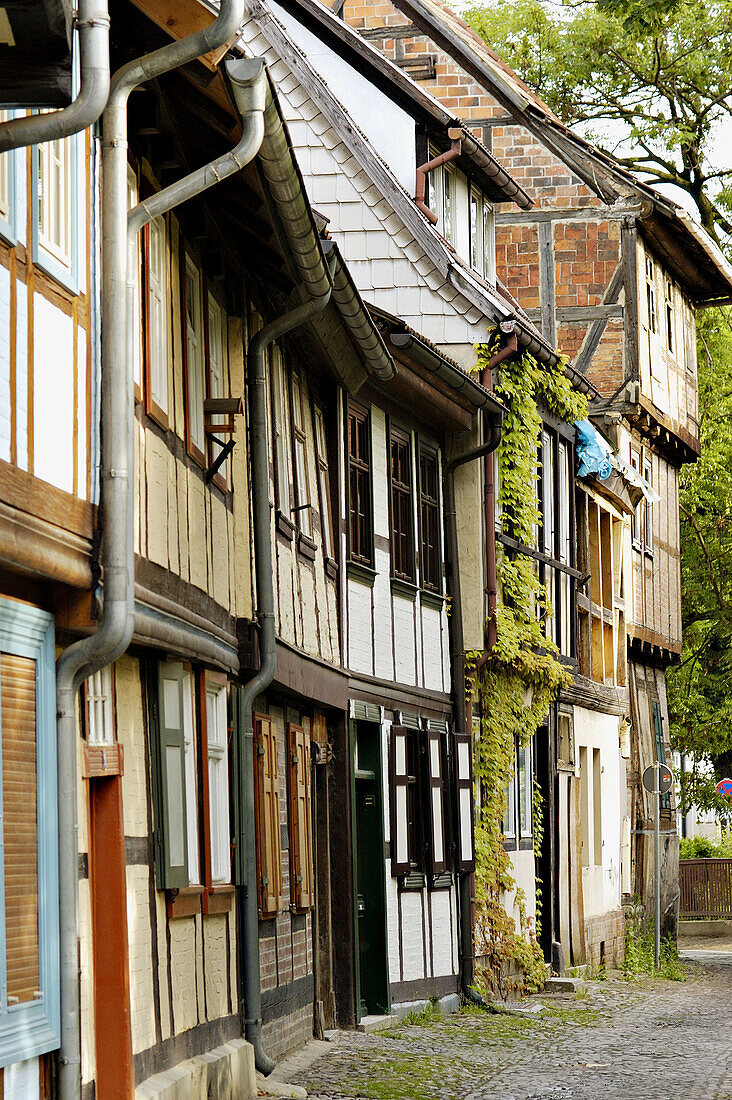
[
  {"x1": 33, "y1": 293, "x2": 74, "y2": 493},
  {"x1": 574, "y1": 706, "x2": 623, "y2": 919},
  {"x1": 0, "y1": 264, "x2": 10, "y2": 463},
  {"x1": 269, "y1": 1, "x2": 417, "y2": 195}
]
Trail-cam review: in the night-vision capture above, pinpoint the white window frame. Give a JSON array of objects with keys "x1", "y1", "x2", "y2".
[
  {"x1": 517, "y1": 740, "x2": 532, "y2": 841},
  {"x1": 0, "y1": 109, "x2": 14, "y2": 239},
  {"x1": 205, "y1": 677, "x2": 230, "y2": 885},
  {"x1": 469, "y1": 185, "x2": 495, "y2": 283},
  {"x1": 426, "y1": 148, "x2": 455, "y2": 245},
  {"x1": 86, "y1": 667, "x2": 114, "y2": 746},
  {"x1": 33, "y1": 124, "x2": 77, "y2": 290},
  {"x1": 146, "y1": 216, "x2": 169, "y2": 423},
  {"x1": 665, "y1": 278, "x2": 675, "y2": 354},
  {"x1": 182, "y1": 670, "x2": 200, "y2": 886},
  {"x1": 184, "y1": 254, "x2": 206, "y2": 461},
  {"x1": 645, "y1": 256, "x2": 657, "y2": 335},
  {"x1": 643, "y1": 453, "x2": 654, "y2": 555}
]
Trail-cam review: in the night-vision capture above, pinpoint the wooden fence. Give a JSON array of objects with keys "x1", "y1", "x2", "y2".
[{"x1": 679, "y1": 858, "x2": 732, "y2": 919}]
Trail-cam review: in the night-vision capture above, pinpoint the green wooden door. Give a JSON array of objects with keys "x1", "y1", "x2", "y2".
[{"x1": 351, "y1": 719, "x2": 390, "y2": 1019}]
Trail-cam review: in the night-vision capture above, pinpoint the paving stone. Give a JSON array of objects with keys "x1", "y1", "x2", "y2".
[{"x1": 289, "y1": 952, "x2": 732, "y2": 1099}]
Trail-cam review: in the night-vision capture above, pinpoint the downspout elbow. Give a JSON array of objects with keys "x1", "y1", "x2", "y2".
[
  {"x1": 0, "y1": 0, "x2": 110, "y2": 154},
  {"x1": 415, "y1": 127, "x2": 462, "y2": 225}
]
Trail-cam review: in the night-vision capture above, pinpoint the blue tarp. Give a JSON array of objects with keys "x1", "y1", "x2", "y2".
[{"x1": 575, "y1": 419, "x2": 613, "y2": 480}]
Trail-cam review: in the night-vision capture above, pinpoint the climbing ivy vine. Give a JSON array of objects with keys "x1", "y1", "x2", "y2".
[{"x1": 469, "y1": 343, "x2": 587, "y2": 998}]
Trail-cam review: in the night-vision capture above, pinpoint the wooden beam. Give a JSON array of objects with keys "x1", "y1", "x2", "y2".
[{"x1": 539, "y1": 220, "x2": 556, "y2": 348}]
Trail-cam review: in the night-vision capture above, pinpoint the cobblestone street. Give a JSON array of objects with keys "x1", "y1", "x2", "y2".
[{"x1": 270, "y1": 945, "x2": 732, "y2": 1100}]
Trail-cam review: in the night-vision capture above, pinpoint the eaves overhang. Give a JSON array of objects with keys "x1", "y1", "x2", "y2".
[{"x1": 0, "y1": 0, "x2": 73, "y2": 107}]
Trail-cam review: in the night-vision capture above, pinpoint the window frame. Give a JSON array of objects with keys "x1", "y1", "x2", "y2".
[
  {"x1": 0, "y1": 110, "x2": 17, "y2": 245},
  {"x1": 200, "y1": 671, "x2": 231, "y2": 891},
  {"x1": 347, "y1": 401, "x2": 374, "y2": 568},
  {"x1": 31, "y1": 127, "x2": 79, "y2": 292},
  {"x1": 645, "y1": 256, "x2": 658, "y2": 335},
  {"x1": 643, "y1": 451, "x2": 654, "y2": 556},
  {"x1": 205, "y1": 289, "x2": 231, "y2": 491},
  {"x1": 469, "y1": 184, "x2": 495, "y2": 283},
  {"x1": 84, "y1": 666, "x2": 116, "y2": 746},
  {"x1": 143, "y1": 214, "x2": 170, "y2": 430},
  {"x1": 418, "y1": 443, "x2": 442, "y2": 595},
  {"x1": 313, "y1": 404, "x2": 335, "y2": 564},
  {"x1": 127, "y1": 163, "x2": 143, "y2": 403},
  {"x1": 389, "y1": 424, "x2": 416, "y2": 585},
  {"x1": 270, "y1": 344, "x2": 292, "y2": 530},
  {"x1": 290, "y1": 370, "x2": 313, "y2": 539},
  {"x1": 0, "y1": 598, "x2": 60, "y2": 1067},
  {"x1": 181, "y1": 248, "x2": 207, "y2": 467},
  {"x1": 665, "y1": 278, "x2": 675, "y2": 354}
]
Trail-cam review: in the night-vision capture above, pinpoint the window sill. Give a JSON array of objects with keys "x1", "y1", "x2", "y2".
[
  {"x1": 347, "y1": 560, "x2": 377, "y2": 587},
  {"x1": 277, "y1": 511, "x2": 296, "y2": 540},
  {"x1": 644, "y1": 548, "x2": 654, "y2": 560},
  {"x1": 325, "y1": 556, "x2": 338, "y2": 580},
  {"x1": 203, "y1": 884, "x2": 234, "y2": 915},
  {"x1": 167, "y1": 885, "x2": 205, "y2": 919},
  {"x1": 297, "y1": 533, "x2": 317, "y2": 562},
  {"x1": 518, "y1": 837, "x2": 534, "y2": 851},
  {"x1": 420, "y1": 589, "x2": 444, "y2": 611},
  {"x1": 399, "y1": 871, "x2": 425, "y2": 891},
  {"x1": 503, "y1": 837, "x2": 517, "y2": 853},
  {"x1": 391, "y1": 577, "x2": 418, "y2": 601}
]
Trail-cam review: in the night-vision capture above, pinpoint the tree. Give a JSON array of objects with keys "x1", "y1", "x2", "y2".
[
  {"x1": 462, "y1": 0, "x2": 732, "y2": 244},
  {"x1": 666, "y1": 307, "x2": 732, "y2": 818}
]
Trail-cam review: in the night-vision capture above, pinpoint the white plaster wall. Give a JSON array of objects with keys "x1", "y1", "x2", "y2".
[
  {"x1": 420, "y1": 604, "x2": 444, "y2": 692},
  {"x1": 15, "y1": 280, "x2": 28, "y2": 471},
  {"x1": 33, "y1": 293, "x2": 74, "y2": 492},
  {"x1": 504, "y1": 849, "x2": 538, "y2": 932},
  {"x1": 269, "y1": 1, "x2": 416, "y2": 195},
  {"x1": 400, "y1": 891, "x2": 426, "y2": 981},
  {"x1": 575, "y1": 706, "x2": 623, "y2": 919},
  {"x1": 127, "y1": 865, "x2": 157, "y2": 1055},
  {"x1": 4, "y1": 1058, "x2": 39, "y2": 1100},
  {"x1": 347, "y1": 576, "x2": 373, "y2": 674},
  {"x1": 430, "y1": 890, "x2": 454, "y2": 977},
  {"x1": 393, "y1": 596, "x2": 417, "y2": 685}
]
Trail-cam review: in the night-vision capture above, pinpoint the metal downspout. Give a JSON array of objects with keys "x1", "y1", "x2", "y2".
[
  {"x1": 443, "y1": 423, "x2": 502, "y2": 999},
  {"x1": 241, "y1": 290, "x2": 332, "y2": 1075},
  {"x1": 415, "y1": 128, "x2": 462, "y2": 224},
  {"x1": 0, "y1": 0, "x2": 110, "y2": 153},
  {"x1": 55, "y1": 5, "x2": 247, "y2": 1100}
]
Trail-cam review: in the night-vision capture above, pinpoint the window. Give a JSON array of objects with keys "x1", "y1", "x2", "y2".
[
  {"x1": 271, "y1": 345, "x2": 291, "y2": 521},
  {"x1": 145, "y1": 216, "x2": 169, "y2": 426},
  {"x1": 643, "y1": 454, "x2": 653, "y2": 554},
  {"x1": 502, "y1": 742, "x2": 516, "y2": 849},
  {"x1": 665, "y1": 279, "x2": 675, "y2": 354},
  {"x1": 469, "y1": 187, "x2": 495, "y2": 282},
  {"x1": 313, "y1": 406, "x2": 334, "y2": 561},
  {"x1": 183, "y1": 254, "x2": 206, "y2": 463},
  {"x1": 291, "y1": 372, "x2": 312, "y2": 538},
  {"x1": 579, "y1": 745, "x2": 602, "y2": 867},
  {"x1": 85, "y1": 667, "x2": 114, "y2": 745},
  {"x1": 630, "y1": 451, "x2": 643, "y2": 550},
  {"x1": 645, "y1": 257, "x2": 657, "y2": 335},
  {"x1": 206, "y1": 293, "x2": 230, "y2": 485},
  {"x1": 150, "y1": 663, "x2": 233, "y2": 904},
  {"x1": 37, "y1": 129, "x2": 72, "y2": 274},
  {"x1": 253, "y1": 714, "x2": 283, "y2": 918},
  {"x1": 127, "y1": 166, "x2": 143, "y2": 396},
  {"x1": 580, "y1": 498, "x2": 625, "y2": 686},
  {"x1": 454, "y1": 731, "x2": 475, "y2": 872},
  {"x1": 426, "y1": 153, "x2": 455, "y2": 245},
  {"x1": 419, "y1": 446, "x2": 440, "y2": 592},
  {"x1": 0, "y1": 598, "x2": 60, "y2": 1065},
  {"x1": 287, "y1": 724, "x2": 313, "y2": 912},
  {"x1": 0, "y1": 110, "x2": 13, "y2": 237},
  {"x1": 390, "y1": 428, "x2": 415, "y2": 583},
  {"x1": 348, "y1": 403, "x2": 372, "y2": 566},
  {"x1": 556, "y1": 708, "x2": 575, "y2": 771},
  {"x1": 389, "y1": 723, "x2": 451, "y2": 881},
  {"x1": 517, "y1": 741, "x2": 532, "y2": 841}
]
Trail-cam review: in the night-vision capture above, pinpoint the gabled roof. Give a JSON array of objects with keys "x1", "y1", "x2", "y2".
[
  {"x1": 241, "y1": 0, "x2": 561, "y2": 365},
  {"x1": 266, "y1": 0, "x2": 532, "y2": 209},
  {"x1": 381, "y1": 0, "x2": 732, "y2": 306}
]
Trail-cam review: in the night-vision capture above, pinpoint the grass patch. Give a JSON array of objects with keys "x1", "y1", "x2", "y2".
[{"x1": 622, "y1": 909, "x2": 686, "y2": 982}]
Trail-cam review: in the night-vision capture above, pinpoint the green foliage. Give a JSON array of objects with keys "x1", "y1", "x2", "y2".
[
  {"x1": 461, "y1": 0, "x2": 732, "y2": 242},
  {"x1": 679, "y1": 833, "x2": 732, "y2": 859},
  {"x1": 622, "y1": 907, "x2": 686, "y2": 981},
  {"x1": 469, "y1": 346, "x2": 586, "y2": 998},
  {"x1": 667, "y1": 307, "x2": 732, "y2": 819}
]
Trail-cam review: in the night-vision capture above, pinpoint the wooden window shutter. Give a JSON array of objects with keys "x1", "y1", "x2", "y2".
[
  {"x1": 155, "y1": 663, "x2": 189, "y2": 890},
  {"x1": 287, "y1": 725, "x2": 314, "y2": 913},
  {"x1": 253, "y1": 715, "x2": 283, "y2": 918},
  {"x1": 426, "y1": 729, "x2": 447, "y2": 877},
  {"x1": 389, "y1": 725, "x2": 410, "y2": 876},
  {"x1": 1, "y1": 653, "x2": 40, "y2": 1005},
  {"x1": 454, "y1": 731, "x2": 475, "y2": 872}
]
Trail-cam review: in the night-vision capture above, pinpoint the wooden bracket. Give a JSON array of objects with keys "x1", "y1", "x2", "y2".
[{"x1": 83, "y1": 742, "x2": 124, "y2": 779}]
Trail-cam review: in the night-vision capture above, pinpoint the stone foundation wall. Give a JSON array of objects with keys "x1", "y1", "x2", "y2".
[{"x1": 584, "y1": 909, "x2": 625, "y2": 971}]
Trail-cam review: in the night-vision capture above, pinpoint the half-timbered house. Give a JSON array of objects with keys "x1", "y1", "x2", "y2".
[
  {"x1": 339, "y1": 0, "x2": 732, "y2": 962},
  {"x1": 236, "y1": 0, "x2": 588, "y2": 1016}
]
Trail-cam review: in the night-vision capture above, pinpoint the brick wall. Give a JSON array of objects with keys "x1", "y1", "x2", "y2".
[{"x1": 584, "y1": 909, "x2": 625, "y2": 971}]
